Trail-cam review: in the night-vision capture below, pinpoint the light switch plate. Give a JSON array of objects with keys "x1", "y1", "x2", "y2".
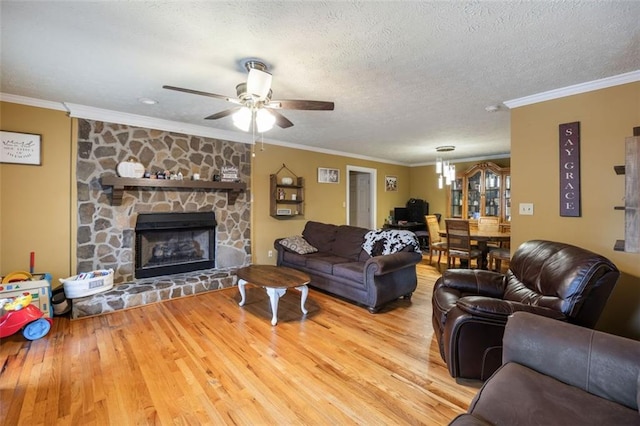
[{"x1": 519, "y1": 203, "x2": 534, "y2": 215}]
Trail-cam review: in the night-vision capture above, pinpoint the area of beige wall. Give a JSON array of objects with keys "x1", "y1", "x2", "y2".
[
  {"x1": 251, "y1": 144, "x2": 410, "y2": 265},
  {"x1": 511, "y1": 81, "x2": 640, "y2": 338},
  {"x1": 0, "y1": 102, "x2": 73, "y2": 283}
]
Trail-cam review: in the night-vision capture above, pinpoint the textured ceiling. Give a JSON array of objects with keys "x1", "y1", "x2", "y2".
[{"x1": 1, "y1": 1, "x2": 639, "y2": 165}]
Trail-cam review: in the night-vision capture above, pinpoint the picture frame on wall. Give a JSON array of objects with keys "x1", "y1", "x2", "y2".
[
  {"x1": 0, "y1": 131, "x2": 42, "y2": 165},
  {"x1": 318, "y1": 167, "x2": 340, "y2": 183},
  {"x1": 385, "y1": 175, "x2": 398, "y2": 191}
]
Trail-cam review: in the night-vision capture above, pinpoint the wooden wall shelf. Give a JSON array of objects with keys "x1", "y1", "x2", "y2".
[
  {"x1": 101, "y1": 176, "x2": 246, "y2": 206},
  {"x1": 613, "y1": 126, "x2": 640, "y2": 252}
]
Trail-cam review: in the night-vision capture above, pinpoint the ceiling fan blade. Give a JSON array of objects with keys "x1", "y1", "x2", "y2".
[
  {"x1": 204, "y1": 107, "x2": 242, "y2": 120},
  {"x1": 162, "y1": 85, "x2": 241, "y2": 104},
  {"x1": 269, "y1": 110, "x2": 294, "y2": 128},
  {"x1": 267, "y1": 99, "x2": 334, "y2": 111}
]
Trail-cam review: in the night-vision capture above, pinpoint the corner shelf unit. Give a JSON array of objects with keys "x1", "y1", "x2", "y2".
[
  {"x1": 613, "y1": 126, "x2": 640, "y2": 252},
  {"x1": 101, "y1": 176, "x2": 246, "y2": 206},
  {"x1": 270, "y1": 164, "x2": 304, "y2": 218}
]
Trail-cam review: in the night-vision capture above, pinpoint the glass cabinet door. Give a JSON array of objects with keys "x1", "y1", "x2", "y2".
[
  {"x1": 450, "y1": 178, "x2": 463, "y2": 218},
  {"x1": 466, "y1": 170, "x2": 482, "y2": 219},
  {"x1": 484, "y1": 170, "x2": 501, "y2": 217}
]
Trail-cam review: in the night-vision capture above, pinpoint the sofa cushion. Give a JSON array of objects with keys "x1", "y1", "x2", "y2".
[
  {"x1": 282, "y1": 251, "x2": 308, "y2": 266},
  {"x1": 333, "y1": 261, "x2": 366, "y2": 283},
  {"x1": 302, "y1": 221, "x2": 337, "y2": 252},
  {"x1": 306, "y1": 255, "x2": 351, "y2": 274},
  {"x1": 332, "y1": 225, "x2": 369, "y2": 260},
  {"x1": 279, "y1": 235, "x2": 318, "y2": 254},
  {"x1": 468, "y1": 362, "x2": 639, "y2": 425}
]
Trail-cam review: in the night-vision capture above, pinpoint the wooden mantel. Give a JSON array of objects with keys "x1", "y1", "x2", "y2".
[{"x1": 101, "y1": 176, "x2": 246, "y2": 206}]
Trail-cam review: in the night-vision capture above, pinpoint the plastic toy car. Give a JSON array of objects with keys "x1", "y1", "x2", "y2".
[{"x1": 0, "y1": 293, "x2": 53, "y2": 340}]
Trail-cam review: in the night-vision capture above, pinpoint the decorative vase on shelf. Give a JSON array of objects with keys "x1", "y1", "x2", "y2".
[{"x1": 281, "y1": 177, "x2": 293, "y2": 185}]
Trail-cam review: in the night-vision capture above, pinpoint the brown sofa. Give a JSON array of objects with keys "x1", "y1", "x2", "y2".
[
  {"x1": 449, "y1": 312, "x2": 640, "y2": 426},
  {"x1": 432, "y1": 239, "x2": 620, "y2": 381},
  {"x1": 275, "y1": 221, "x2": 422, "y2": 312}
]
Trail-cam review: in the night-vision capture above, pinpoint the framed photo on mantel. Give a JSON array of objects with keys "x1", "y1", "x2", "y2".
[{"x1": 0, "y1": 131, "x2": 42, "y2": 165}]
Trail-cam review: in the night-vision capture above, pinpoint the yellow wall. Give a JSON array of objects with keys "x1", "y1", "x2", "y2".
[
  {"x1": 0, "y1": 102, "x2": 73, "y2": 283},
  {"x1": 510, "y1": 81, "x2": 640, "y2": 338},
  {"x1": 251, "y1": 144, "x2": 411, "y2": 265}
]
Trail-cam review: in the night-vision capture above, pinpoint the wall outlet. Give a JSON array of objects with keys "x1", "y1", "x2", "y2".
[
  {"x1": 268, "y1": 250, "x2": 273, "y2": 258},
  {"x1": 519, "y1": 203, "x2": 534, "y2": 215}
]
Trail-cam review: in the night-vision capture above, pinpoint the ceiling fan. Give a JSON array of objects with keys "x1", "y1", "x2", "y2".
[{"x1": 163, "y1": 59, "x2": 334, "y2": 131}]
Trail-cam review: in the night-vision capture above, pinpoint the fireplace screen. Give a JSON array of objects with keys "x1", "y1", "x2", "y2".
[{"x1": 135, "y1": 212, "x2": 216, "y2": 278}]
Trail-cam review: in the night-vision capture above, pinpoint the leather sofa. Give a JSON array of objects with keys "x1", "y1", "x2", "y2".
[
  {"x1": 449, "y1": 312, "x2": 640, "y2": 426},
  {"x1": 275, "y1": 221, "x2": 422, "y2": 312},
  {"x1": 432, "y1": 239, "x2": 620, "y2": 381}
]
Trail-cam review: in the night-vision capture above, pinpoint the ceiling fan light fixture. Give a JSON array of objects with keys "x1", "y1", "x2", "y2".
[
  {"x1": 232, "y1": 107, "x2": 252, "y2": 132},
  {"x1": 247, "y1": 68, "x2": 273, "y2": 101},
  {"x1": 256, "y1": 109, "x2": 276, "y2": 132}
]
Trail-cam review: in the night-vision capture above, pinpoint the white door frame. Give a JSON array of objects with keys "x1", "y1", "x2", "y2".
[{"x1": 346, "y1": 165, "x2": 377, "y2": 228}]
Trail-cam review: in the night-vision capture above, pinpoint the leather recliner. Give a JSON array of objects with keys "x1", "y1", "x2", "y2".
[{"x1": 432, "y1": 239, "x2": 620, "y2": 381}]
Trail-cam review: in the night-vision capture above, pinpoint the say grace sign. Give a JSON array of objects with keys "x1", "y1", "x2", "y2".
[{"x1": 559, "y1": 122, "x2": 581, "y2": 217}]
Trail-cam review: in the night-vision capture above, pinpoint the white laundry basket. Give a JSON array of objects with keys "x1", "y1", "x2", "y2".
[{"x1": 60, "y1": 269, "x2": 114, "y2": 298}]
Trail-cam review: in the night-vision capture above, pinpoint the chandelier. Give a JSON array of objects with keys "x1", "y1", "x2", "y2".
[{"x1": 435, "y1": 146, "x2": 456, "y2": 189}]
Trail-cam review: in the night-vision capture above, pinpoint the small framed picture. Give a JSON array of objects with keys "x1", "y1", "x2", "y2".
[
  {"x1": 318, "y1": 167, "x2": 340, "y2": 184},
  {"x1": 385, "y1": 175, "x2": 398, "y2": 191},
  {"x1": 1, "y1": 131, "x2": 42, "y2": 165}
]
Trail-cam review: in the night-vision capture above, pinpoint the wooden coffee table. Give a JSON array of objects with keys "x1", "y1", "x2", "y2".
[{"x1": 236, "y1": 265, "x2": 311, "y2": 325}]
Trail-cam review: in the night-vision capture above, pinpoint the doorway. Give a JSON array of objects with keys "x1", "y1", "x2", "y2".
[{"x1": 346, "y1": 166, "x2": 377, "y2": 229}]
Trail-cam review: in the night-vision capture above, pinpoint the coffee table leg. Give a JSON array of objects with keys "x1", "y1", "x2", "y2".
[
  {"x1": 265, "y1": 287, "x2": 287, "y2": 325},
  {"x1": 238, "y1": 279, "x2": 247, "y2": 306},
  {"x1": 296, "y1": 285, "x2": 309, "y2": 315}
]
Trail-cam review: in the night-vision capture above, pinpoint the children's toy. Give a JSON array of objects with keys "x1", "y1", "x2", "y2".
[
  {"x1": 0, "y1": 276, "x2": 53, "y2": 318},
  {"x1": 0, "y1": 293, "x2": 53, "y2": 340}
]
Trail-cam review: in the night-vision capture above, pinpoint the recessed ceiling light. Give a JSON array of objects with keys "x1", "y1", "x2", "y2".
[{"x1": 138, "y1": 97, "x2": 158, "y2": 105}]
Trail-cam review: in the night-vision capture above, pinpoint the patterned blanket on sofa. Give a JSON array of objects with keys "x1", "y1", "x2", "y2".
[{"x1": 362, "y1": 229, "x2": 421, "y2": 256}]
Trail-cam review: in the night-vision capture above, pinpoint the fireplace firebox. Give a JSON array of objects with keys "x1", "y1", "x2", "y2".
[{"x1": 135, "y1": 212, "x2": 216, "y2": 278}]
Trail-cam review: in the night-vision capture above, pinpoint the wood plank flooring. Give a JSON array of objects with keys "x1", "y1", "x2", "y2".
[{"x1": 1, "y1": 257, "x2": 477, "y2": 425}]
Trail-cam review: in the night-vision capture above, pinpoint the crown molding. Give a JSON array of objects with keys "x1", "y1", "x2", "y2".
[
  {"x1": 503, "y1": 70, "x2": 640, "y2": 109},
  {"x1": 0, "y1": 93, "x2": 68, "y2": 111},
  {"x1": 64, "y1": 103, "x2": 253, "y2": 143}
]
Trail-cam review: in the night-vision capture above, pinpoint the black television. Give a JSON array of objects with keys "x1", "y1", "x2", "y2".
[{"x1": 393, "y1": 207, "x2": 409, "y2": 223}]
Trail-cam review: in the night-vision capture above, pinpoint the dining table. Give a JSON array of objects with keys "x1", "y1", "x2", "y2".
[{"x1": 439, "y1": 228, "x2": 511, "y2": 270}]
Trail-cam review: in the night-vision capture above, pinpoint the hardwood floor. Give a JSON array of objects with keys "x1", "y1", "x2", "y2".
[{"x1": 1, "y1": 257, "x2": 477, "y2": 425}]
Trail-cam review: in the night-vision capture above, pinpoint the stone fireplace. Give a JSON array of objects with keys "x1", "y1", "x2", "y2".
[{"x1": 71, "y1": 119, "x2": 251, "y2": 318}]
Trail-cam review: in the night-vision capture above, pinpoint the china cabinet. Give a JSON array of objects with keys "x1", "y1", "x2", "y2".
[{"x1": 448, "y1": 162, "x2": 510, "y2": 224}]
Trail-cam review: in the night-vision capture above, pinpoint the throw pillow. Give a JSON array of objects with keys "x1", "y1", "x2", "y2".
[{"x1": 279, "y1": 235, "x2": 318, "y2": 255}]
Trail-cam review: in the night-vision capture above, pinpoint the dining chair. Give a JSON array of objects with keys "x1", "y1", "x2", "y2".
[
  {"x1": 478, "y1": 216, "x2": 502, "y2": 248},
  {"x1": 426, "y1": 215, "x2": 447, "y2": 267},
  {"x1": 445, "y1": 219, "x2": 481, "y2": 268},
  {"x1": 477, "y1": 216, "x2": 500, "y2": 232},
  {"x1": 488, "y1": 247, "x2": 511, "y2": 272}
]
